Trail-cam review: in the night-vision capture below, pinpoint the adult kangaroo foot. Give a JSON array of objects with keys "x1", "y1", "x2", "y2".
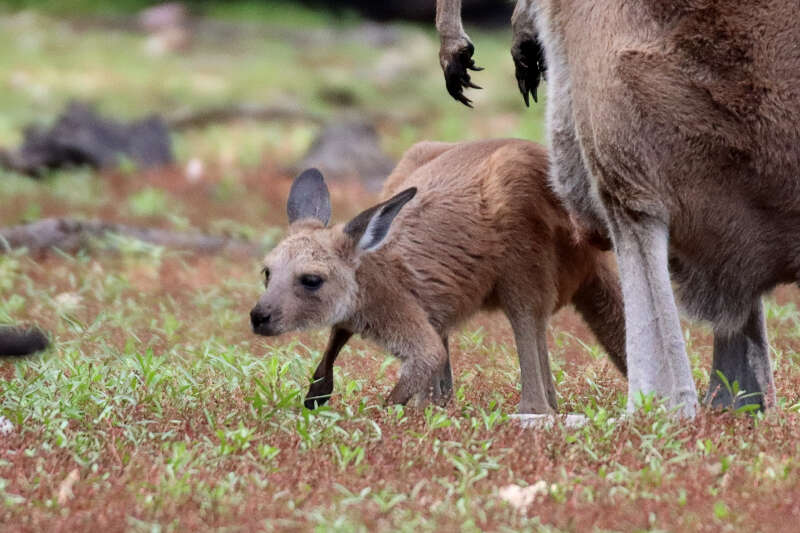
[
  {"x1": 705, "y1": 299, "x2": 775, "y2": 410},
  {"x1": 609, "y1": 213, "x2": 698, "y2": 416}
]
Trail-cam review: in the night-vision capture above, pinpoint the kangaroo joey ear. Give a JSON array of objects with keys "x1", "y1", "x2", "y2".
[
  {"x1": 287, "y1": 168, "x2": 332, "y2": 226},
  {"x1": 343, "y1": 187, "x2": 416, "y2": 252}
]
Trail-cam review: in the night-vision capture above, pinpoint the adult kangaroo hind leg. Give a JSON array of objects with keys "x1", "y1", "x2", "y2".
[
  {"x1": 607, "y1": 211, "x2": 698, "y2": 416},
  {"x1": 705, "y1": 299, "x2": 775, "y2": 410}
]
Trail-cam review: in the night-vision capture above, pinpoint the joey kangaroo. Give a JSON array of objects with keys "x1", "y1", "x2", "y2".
[
  {"x1": 250, "y1": 139, "x2": 625, "y2": 413},
  {"x1": 437, "y1": 0, "x2": 800, "y2": 415}
]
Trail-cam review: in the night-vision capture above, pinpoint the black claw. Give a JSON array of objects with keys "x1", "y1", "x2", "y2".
[
  {"x1": 305, "y1": 380, "x2": 333, "y2": 409},
  {"x1": 442, "y1": 41, "x2": 482, "y2": 107},
  {"x1": 445, "y1": 70, "x2": 475, "y2": 107},
  {"x1": 515, "y1": 67, "x2": 530, "y2": 107},
  {"x1": 304, "y1": 393, "x2": 331, "y2": 410},
  {"x1": 512, "y1": 36, "x2": 548, "y2": 108}
]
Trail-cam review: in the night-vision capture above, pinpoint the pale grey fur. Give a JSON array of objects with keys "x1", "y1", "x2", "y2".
[
  {"x1": 607, "y1": 215, "x2": 698, "y2": 415},
  {"x1": 525, "y1": 0, "x2": 610, "y2": 241},
  {"x1": 515, "y1": 0, "x2": 787, "y2": 414},
  {"x1": 435, "y1": 0, "x2": 792, "y2": 415},
  {"x1": 528, "y1": 2, "x2": 698, "y2": 415}
]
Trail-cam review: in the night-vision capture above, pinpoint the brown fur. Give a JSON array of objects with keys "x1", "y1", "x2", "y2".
[
  {"x1": 475, "y1": 0, "x2": 800, "y2": 412},
  {"x1": 251, "y1": 139, "x2": 626, "y2": 413}
]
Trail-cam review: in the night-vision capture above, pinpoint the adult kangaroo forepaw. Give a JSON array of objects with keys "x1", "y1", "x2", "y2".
[
  {"x1": 440, "y1": 38, "x2": 482, "y2": 107},
  {"x1": 511, "y1": 36, "x2": 546, "y2": 107}
]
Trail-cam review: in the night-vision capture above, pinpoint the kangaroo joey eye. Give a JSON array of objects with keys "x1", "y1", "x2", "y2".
[
  {"x1": 262, "y1": 267, "x2": 270, "y2": 287},
  {"x1": 299, "y1": 274, "x2": 324, "y2": 291}
]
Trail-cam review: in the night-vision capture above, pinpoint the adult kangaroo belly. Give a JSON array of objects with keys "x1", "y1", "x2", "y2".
[
  {"x1": 546, "y1": 0, "x2": 800, "y2": 414},
  {"x1": 573, "y1": 3, "x2": 800, "y2": 329}
]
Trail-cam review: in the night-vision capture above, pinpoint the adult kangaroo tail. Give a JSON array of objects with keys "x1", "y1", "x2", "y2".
[
  {"x1": 0, "y1": 326, "x2": 49, "y2": 356},
  {"x1": 571, "y1": 257, "x2": 627, "y2": 376}
]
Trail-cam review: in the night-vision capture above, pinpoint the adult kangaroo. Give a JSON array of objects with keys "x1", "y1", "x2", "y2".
[
  {"x1": 251, "y1": 139, "x2": 625, "y2": 413},
  {"x1": 437, "y1": 0, "x2": 800, "y2": 415}
]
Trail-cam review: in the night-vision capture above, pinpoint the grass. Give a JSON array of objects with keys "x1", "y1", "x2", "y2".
[
  {"x1": 1, "y1": 0, "x2": 340, "y2": 22},
  {"x1": 0, "y1": 7, "x2": 545, "y2": 159},
  {"x1": 2, "y1": 5, "x2": 800, "y2": 532}
]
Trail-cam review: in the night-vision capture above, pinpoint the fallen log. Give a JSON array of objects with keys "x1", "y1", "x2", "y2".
[
  {"x1": 0, "y1": 217, "x2": 261, "y2": 256},
  {"x1": 0, "y1": 101, "x2": 324, "y2": 177},
  {"x1": 1, "y1": 102, "x2": 173, "y2": 177},
  {"x1": 166, "y1": 102, "x2": 325, "y2": 131}
]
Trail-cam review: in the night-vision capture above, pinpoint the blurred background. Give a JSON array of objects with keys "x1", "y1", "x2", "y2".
[
  {"x1": 0, "y1": 0, "x2": 547, "y2": 237},
  {"x1": 7, "y1": 8, "x2": 800, "y2": 531}
]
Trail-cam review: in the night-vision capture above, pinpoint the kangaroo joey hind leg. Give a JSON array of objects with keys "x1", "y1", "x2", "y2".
[
  {"x1": 433, "y1": 356, "x2": 454, "y2": 405},
  {"x1": 388, "y1": 354, "x2": 449, "y2": 409},
  {"x1": 408, "y1": 357, "x2": 454, "y2": 409},
  {"x1": 407, "y1": 334, "x2": 454, "y2": 408}
]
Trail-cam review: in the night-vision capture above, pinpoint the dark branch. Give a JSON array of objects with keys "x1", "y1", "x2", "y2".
[{"x1": 0, "y1": 218, "x2": 262, "y2": 256}]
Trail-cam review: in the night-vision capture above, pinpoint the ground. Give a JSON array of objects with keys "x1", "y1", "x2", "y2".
[{"x1": 2, "y1": 4, "x2": 800, "y2": 532}]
